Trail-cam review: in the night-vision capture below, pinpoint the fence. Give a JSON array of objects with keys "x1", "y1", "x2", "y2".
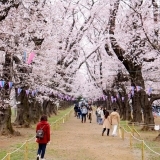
[
  {"x1": 120, "y1": 122, "x2": 160, "y2": 160},
  {"x1": 1, "y1": 108, "x2": 73, "y2": 160}
]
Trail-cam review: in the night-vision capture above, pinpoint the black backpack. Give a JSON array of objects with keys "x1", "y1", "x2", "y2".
[{"x1": 36, "y1": 126, "x2": 45, "y2": 139}]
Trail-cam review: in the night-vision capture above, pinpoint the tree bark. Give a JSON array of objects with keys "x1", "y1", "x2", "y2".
[
  {"x1": 14, "y1": 89, "x2": 31, "y2": 127},
  {"x1": 0, "y1": 53, "x2": 14, "y2": 135}
]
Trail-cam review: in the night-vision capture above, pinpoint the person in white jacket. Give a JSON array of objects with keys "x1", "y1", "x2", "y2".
[
  {"x1": 97, "y1": 107, "x2": 104, "y2": 125},
  {"x1": 110, "y1": 108, "x2": 120, "y2": 136},
  {"x1": 81, "y1": 105, "x2": 88, "y2": 123}
]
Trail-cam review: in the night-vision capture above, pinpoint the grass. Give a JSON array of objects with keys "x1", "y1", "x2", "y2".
[{"x1": 0, "y1": 107, "x2": 73, "y2": 160}]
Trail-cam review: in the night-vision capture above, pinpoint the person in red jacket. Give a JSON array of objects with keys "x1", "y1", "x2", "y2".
[{"x1": 36, "y1": 115, "x2": 50, "y2": 160}]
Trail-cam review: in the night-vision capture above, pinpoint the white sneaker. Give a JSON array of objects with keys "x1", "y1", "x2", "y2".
[
  {"x1": 112, "y1": 134, "x2": 117, "y2": 137},
  {"x1": 37, "y1": 155, "x2": 40, "y2": 160}
]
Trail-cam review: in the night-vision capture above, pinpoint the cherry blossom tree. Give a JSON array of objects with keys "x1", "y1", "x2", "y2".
[{"x1": 104, "y1": 0, "x2": 160, "y2": 128}]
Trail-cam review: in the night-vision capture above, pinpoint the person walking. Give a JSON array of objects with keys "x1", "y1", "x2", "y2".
[
  {"x1": 81, "y1": 105, "x2": 88, "y2": 123},
  {"x1": 74, "y1": 103, "x2": 79, "y2": 117},
  {"x1": 88, "y1": 104, "x2": 93, "y2": 123},
  {"x1": 102, "y1": 111, "x2": 111, "y2": 136},
  {"x1": 110, "y1": 108, "x2": 120, "y2": 137},
  {"x1": 77, "y1": 106, "x2": 81, "y2": 119},
  {"x1": 36, "y1": 115, "x2": 50, "y2": 160},
  {"x1": 97, "y1": 107, "x2": 104, "y2": 125},
  {"x1": 103, "y1": 107, "x2": 107, "y2": 116},
  {"x1": 95, "y1": 106, "x2": 100, "y2": 124}
]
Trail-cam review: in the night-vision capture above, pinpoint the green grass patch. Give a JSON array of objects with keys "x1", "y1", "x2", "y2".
[
  {"x1": 48, "y1": 107, "x2": 72, "y2": 123},
  {"x1": 0, "y1": 151, "x2": 7, "y2": 159}
]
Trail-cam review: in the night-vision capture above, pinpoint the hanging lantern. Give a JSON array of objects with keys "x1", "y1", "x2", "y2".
[
  {"x1": 0, "y1": 80, "x2": 5, "y2": 88},
  {"x1": 147, "y1": 87, "x2": 152, "y2": 96}
]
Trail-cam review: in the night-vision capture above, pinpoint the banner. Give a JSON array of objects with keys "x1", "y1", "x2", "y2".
[
  {"x1": 27, "y1": 52, "x2": 35, "y2": 64},
  {"x1": 8, "y1": 82, "x2": 13, "y2": 88},
  {"x1": 26, "y1": 90, "x2": 30, "y2": 95},
  {"x1": 18, "y1": 88, "x2": 22, "y2": 94},
  {"x1": 23, "y1": 51, "x2": 27, "y2": 63},
  {"x1": 136, "y1": 86, "x2": 141, "y2": 91},
  {"x1": 32, "y1": 91, "x2": 35, "y2": 96},
  {"x1": 147, "y1": 87, "x2": 152, "y2": 96},
  {"x1": 0, "y1": 81, "x2": 5, "y2": 88}
]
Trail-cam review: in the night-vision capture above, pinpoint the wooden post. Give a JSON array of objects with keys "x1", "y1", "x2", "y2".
[
  {"x1": 7, "y1": 153, "x2": 10, "y2": 160},
  {"x1": 122, "y1": 128, "x2": 124, "y2": 140},
  {"x1": 132, "y1": 123, "x2": 134, "y2": 136},
  {"x1": 24, "y1": 141, "x2": 28, "y2": 160},
  {"x1": 130, "y1": 133, "x2": 132, "y2": 148},
  {"x1": 141, "y1": 140, "x2": 144, "y2": 160}
]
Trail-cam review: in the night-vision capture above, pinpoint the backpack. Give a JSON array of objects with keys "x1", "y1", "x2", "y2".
[{"x1": 36, "y1": 126, "x2": 45, "y2": 139}]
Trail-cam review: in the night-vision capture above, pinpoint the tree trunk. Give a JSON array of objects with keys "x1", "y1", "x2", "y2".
[
  {"x1": 14, "y1": 89, "x2": 31, "y2": 127},
  {"x1": 28, "y1": 97, "x2": 42, "y2": 124},
  {"x1": 0, "y1": 53, "x2": 14, "y2": 135},
  {"x1": 0, "y1": 104, "x2": 14, "y2": 135},
  {"x1": 132, "y1": 92, "x2": 142, "y2": 123},
  {"x1": 125, "y1": 97, "x2": 132, "y2": 121},
  {"x1": 42, "y1": 100, "x2": 48, "y2": 115},
  {"x1": 140, "y1": 90, "x2": 154, "y2": 130}
]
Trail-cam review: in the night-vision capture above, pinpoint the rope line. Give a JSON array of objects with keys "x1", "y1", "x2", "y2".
[
  {"x1": 143, "y1": 141, "x2": 160, "y2": 156},
  {"x1": 1, "y1": 141, "x2": 26, "y2": 160},
  {"x1": 121, "y1": 124, "x2": 160, "y2": 156}
]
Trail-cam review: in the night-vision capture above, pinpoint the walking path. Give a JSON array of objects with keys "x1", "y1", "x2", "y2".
[{"x1": 46, "y1": 113, "x2": 140, "y2": 160}]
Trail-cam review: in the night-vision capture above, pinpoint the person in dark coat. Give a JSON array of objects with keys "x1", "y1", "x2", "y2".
[
  {"x1": 36, "y1": 115, "x2": 50, "y2": 160},
  {"x1": 77, "y1": 106, "x2": 81, "y2": 119},
  {"x1": 74, "y1": 103, "x2": 79, "y2": 117}
]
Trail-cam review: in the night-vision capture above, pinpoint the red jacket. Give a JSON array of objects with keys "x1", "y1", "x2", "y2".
[{"x1": 36, "y1": 121, "x2": 50, "y2": 144}]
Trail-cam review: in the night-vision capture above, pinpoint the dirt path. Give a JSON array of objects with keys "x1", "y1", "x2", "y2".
[{"x1": 46, "y1": 113, "x2": 140, "y2": 160}]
